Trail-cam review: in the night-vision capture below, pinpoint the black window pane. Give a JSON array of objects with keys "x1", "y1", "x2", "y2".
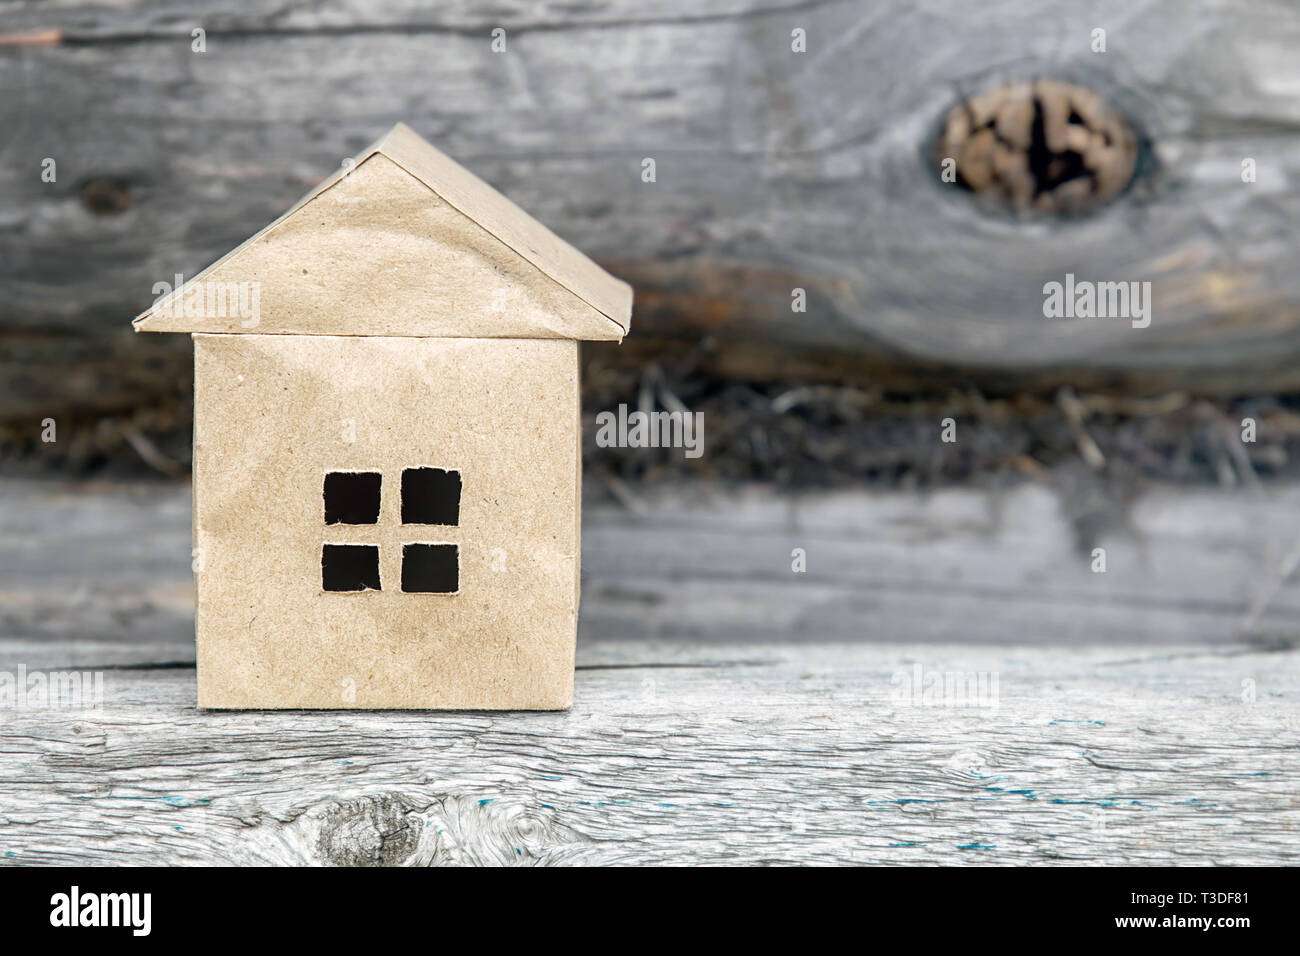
[
  {"x1": 401, "y1": 544, "x2": 458, "y2": 593},
  {"x1": 322, "y1": 544, "x2": 381, "y2": 591},
  {"x1": 401, "y1": 468, "x2": 461, "y2": 525},
  {"x1": 324, "y1": 472, "x2": 381, "y2": 524}
]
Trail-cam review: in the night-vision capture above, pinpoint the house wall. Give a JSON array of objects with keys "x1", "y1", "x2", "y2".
[{"x1": 192, "y1": 333, "x2": 580, "y2": 709}]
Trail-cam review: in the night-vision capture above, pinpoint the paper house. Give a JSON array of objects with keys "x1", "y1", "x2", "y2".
[{"x1": 133, "y1": 124, "x2": 631, "y2": 709}]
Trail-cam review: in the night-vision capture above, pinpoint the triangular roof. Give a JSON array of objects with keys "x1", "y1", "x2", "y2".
[{"x1": 133, "y1": 124, "x2": 630, "y2": 341}]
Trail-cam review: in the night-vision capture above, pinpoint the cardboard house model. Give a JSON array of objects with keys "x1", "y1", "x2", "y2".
[{"x1": 133, "y1": 124, "x2": 631, "y2": 710}]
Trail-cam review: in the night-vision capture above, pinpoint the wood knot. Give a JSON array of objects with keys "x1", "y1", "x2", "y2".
[
  {"x1": 80, "y1": 177, "x2": 132, "y2": 216},
  {"x1": 291, "y1": 792, "x2": 589, "y2": 866},
  {"x1": 936, "y1": 80, "x2": 1137, "y2": 217},
  {"x1": 314, "y1": 794, "x2": 420, "y2": 867}
]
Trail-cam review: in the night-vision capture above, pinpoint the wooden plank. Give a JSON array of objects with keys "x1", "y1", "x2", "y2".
[
  {"x1": 0, "y1": 642, "x2": 1296, "y2": 864},
  {"x1": 582, "y1": 482, "x2": 1300, "y2": 645},
  {"x1": 0, "y1": 479, "x2": 195, "y2": 667},
  {"x1": 1, "y1": 477, "x2": 1298, "y2": 863},
  {"x1": 5, "y1": 0, "x2": 1300, "y2": 422},
  {"x1": 4, "y1": 476, "x2": 1300, "y2": 671}
]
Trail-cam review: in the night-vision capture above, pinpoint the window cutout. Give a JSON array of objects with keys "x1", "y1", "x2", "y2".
[
  {"x1": 322, "y1": 544, "x2": 381, "y2": 591},
  {"x1": 401, "y1": 468, "x2": 461, "y2": 525},
  {"x1": 401, "y1": 544, "x2": 458, "y2": 593},
  {"x1": 324, "y1": 472, "x2": 381, "y2": 524}
]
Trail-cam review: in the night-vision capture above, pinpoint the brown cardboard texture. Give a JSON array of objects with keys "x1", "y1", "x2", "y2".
[
  {"x1": 135, "y1": 125, "x2": 632, "y2": 710},
  {"x1": 134, "y1": 124, "x2": 629, "y2": 340}
]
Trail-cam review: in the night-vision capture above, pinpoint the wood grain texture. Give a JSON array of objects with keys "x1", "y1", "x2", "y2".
[
  {"x1": 4, "y1": 0, "x2": 1300, "y2": 423},
  {"x1": 0, "y1": 476, "x2": 1298, "y2": 864},
  {"x1": 0, "y1": 643, "x2": 1296, "y2": 865},
  {"x1": 3, "y1": 475, "x2": 1300, "y2": 671}
]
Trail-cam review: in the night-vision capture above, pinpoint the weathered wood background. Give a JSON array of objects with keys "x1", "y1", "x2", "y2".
[
  {"x1": 4, "y1": 2, "x2": 1300, "y2": 865},
  {"x1": 4, "y1": 0, "x2": 1300, "y2": 435},
  {"x1": 5, "y1": 643, "x2": 1297, "y2": 866},
  {"x1": 1, "y1": 478, "x2": 1298, "y2": 864}
]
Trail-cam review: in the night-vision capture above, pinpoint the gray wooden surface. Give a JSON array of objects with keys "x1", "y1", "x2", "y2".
[
  {"x1": 1, "y1": 477, "x2": 1298, "y2": 864},
  {"x1": 4, "y1": 643, "x2": 1297, "y2": 865},
  {"x1": 6, "y1": 0, "x2": 1300, "y2": 427}
]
